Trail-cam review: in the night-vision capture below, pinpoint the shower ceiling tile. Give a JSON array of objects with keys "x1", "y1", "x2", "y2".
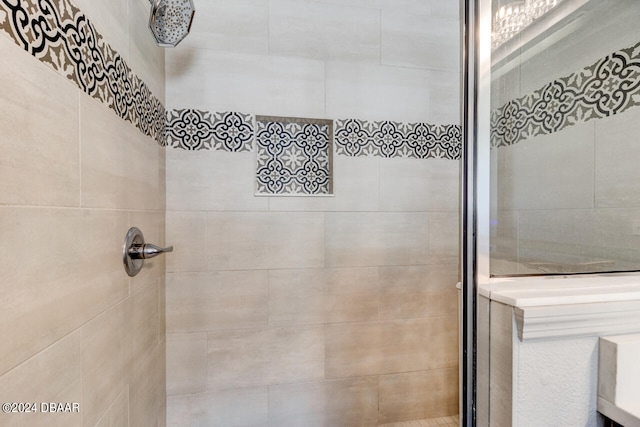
[{"x1": 255, "y1": 116, "x2": 333, "y2": 196}]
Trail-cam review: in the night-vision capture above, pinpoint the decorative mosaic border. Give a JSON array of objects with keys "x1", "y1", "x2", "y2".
[
  {"x1": 334, "y1": 119, "x2": 462, "y2": 160},
  {"x1": 491, "y1": 41, "x2": 640, "y2": 148},
  {"x1": 166, "y1": 109, "x2": 254, "y2": 151},
  {"x1": 255, "y1": 116, "x2": 332, "y2": 195},
  {"x1": 0, "y1": 0, "x2": 166, "y2": 145}
]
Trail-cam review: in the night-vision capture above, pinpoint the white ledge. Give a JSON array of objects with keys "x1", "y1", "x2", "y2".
[{"x1": 482, "y1": 275, "x2": 640, "y2": 341}]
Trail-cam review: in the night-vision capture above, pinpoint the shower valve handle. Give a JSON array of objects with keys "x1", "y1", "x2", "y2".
[
  {"x1": 128, "y1": 243, "x2": 174, "y2": 260},
  {"x1": 123, "y1": 227, "x2": 173, "y2": 277}
]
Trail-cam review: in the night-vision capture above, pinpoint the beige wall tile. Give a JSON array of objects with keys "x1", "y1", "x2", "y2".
[
  {"x1": 166, "y1": 211, "x2": 207, "y2": 273},
  {"x1": 268, "y1": 268, "x2": 379, "y2": 326},
  {"x1": 166, "y1": 48, "x2": 325, "y2": 117},
  {"x1": 428, "y1": 212, "x2": 459, "y2": 265},
  {"x1": 379, "y1": 159, "x2": 459, "y2": 212},
  {"x1": 166, "y1": 271, "x2": 268, "y2": 333},
  {"x1": 207, "y1": 212, "x2": 325, "y2": 270},
  {"x1": 595, "y1": 108, "x2": 640, "y2": 208},
  {"x1": 128, "y1": 0, "x2": 165, "y2": 102},
  {"x1": 167, "y1": 333, "x2": 207, "y2": 396},
  {"x1": 325, "y1": 317, "x2": 457, "y2": 378},
  {"x1": 81, "y1": 302, "x2": 128, "y2": 427},
  {"x1": 326, "y1": 62, "x2": 431, "y2": 123},
  {"x1": 489, "y1": 301, "x2": 513, "y2": 426},
  {"x1": 80, "y1": 94, "x2": 164, "y2": 210},
  {"x1": 179, "y1": 0, "x2": 269, "y2": 54},
  {"x1": 269, "y1": 377, "x2": 379, "y2": 427},
  {"x1": 208, "y1": 326, "x2": 324, "y2": 390},
  {"x1": 73, "y1": 0, "x2": 129, "y2": 61},
  {"x1": 269, "y1": 0, "x2": 380, "y2": 63},
  {"x1": 379, "y1": 266, "x2": 458, "y2": 320},
  {"x1": 381, "y1": 10, "x2": 459, "y2": 72},
  {"x1": 130, "y1": 341, "x2": 165, "y2": 427},
  {"x1": 0, "y1": 36, "x2": 79, "y2": 207},
  {"x1": 127, "y1": 282, "x2": 160, "y2": 371},
  {"x1": 167, "y1": 150, "x2": 268, "y2": 212},
  {"x1": 378, "y1": 369, "x2": 458, "y2": 423},
  {"x1": 325, "y1": 212, "x2": 429, "y2": 267},
  {"x1": 0, "y1": 331, "x2": 82, "y2": 427},
  {"x1": 94, "y1": 387, "x2": 129, "y2": 427},
  {"x1": 167, "y1": 387, "x2": 268, "y2": 427},
  {"x1": 428, "y1": 69, "x2": 461, "y2": 125},
  {"x1": 267, "y1": 156, "x2": 381, "y2": 212},
  {"x1": 497, "y1": 123, "x2": 595, "y2": 211},
  {"x1": 0, "y1": 207, "x2": 129, "y2": 375}
]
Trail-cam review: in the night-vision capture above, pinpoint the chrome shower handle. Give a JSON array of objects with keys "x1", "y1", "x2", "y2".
[
  {"x1": 129, "y1": 243, "x2": 174, "y2": 260},
  {"x1": 123, "y1": 227, "x2": 173, "y2": 277}
]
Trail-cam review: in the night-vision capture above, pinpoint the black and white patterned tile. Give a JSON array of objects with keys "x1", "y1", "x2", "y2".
[
  {"x1": 334, "y1": 119, "x2": 461, "y2": 160},
  {"x1": 166, "y1": 109, "x2": 254, "y2": 151},
  {"x1": 255, "y1": 116, "x2": 332, "y2": 195},
  {"x1": 492, "y1": 41, "x2": 640, "y2": 148},
  {"x1": 0, "y1": 0, "x2": 166, "y2": 146}
]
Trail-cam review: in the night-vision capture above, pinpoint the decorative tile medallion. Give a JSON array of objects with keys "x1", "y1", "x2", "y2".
[
  {"x1": 492, "y1": 41, "x2": 640, "y2": 148},
  {"x1": 166, "y1": 109, "x2": 254, "y2": 151},
  {"x1": 255, "y1": 116, "x2": 332, "y2": 196},
  {"x1": 0, "y1": 0, "x2": 166, "y2": 145},
  {"x1": 334, "y1": 119, "x2": 461, "y2": 160}
]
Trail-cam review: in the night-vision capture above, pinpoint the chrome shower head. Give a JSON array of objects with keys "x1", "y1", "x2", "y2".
[{"x1": 149, "y1": 0, "x2": 195, "y2": 48}]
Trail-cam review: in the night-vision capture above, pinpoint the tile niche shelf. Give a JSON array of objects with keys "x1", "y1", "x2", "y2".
[{"x1": 254, "y1": 116, "x2": 333, "y2": 196}]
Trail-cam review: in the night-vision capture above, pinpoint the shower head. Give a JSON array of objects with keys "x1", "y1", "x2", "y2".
[{"x1": 148, "y1": 0, "x2": 195, "y2": 48}]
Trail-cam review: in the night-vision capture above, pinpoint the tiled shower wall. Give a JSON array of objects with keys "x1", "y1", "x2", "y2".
[
  {"x1": 491, "y1": 0, "x2": 640, "y2": 275},
  {"x1": 0, "y1": 0, "x2": 166, "y2": 426},
  {"x1": 165, "y1": 0, "x2": 461, "y2": 425}
]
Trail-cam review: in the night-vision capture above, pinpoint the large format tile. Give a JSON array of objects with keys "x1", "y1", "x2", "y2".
[
  {"x1": 325, "y1": 212, "x2": 429, "y2": 267},
  {"x1": 269, "y1": 0, "x2": 380, "y2": 63},
  {"x1": 378, "y1": 266, "x2": 458, "y2": 320},
  {"x1": 378, "y1": 369, "x2": 458, "y2": 423},
  {"x1": 178, "y1": 0, "x2": 269, "y2": 54},
  {"x1": 130, "y1": 340, "x2": 164, "y2": 427},
  {"x1": 381, "y1": 10, "x2": 459, "y2": 71},
  {"x1": 268, "y1": 377, "x2": 379, "y2": 427},
  {"x1": 94, "y1": 387, "x2": 129, "y2": 427},
  {"x1": 127, "y1": 282, "x2": 160, "y2": 373},
  {"x1": 0, "y1": 36, "x2": 79, "y2": 207},
  {"x1": 497, "y1": 123, "x2": 596, "y2": 211},
  {"x1": 326, "y1": 62, "x2": 431, "y2": 123},
  {"x1": 595, "y1": 108, "x2": 640, "y2": 208},
  {"x1": 379, "y1": 159, "x2": 459, "y2": 212},
  {"x1": 0, "y1": 331, "x2": 82, "y2": 427},
  {"x1": 167, "y1": 387, "x2": 268, "y2": 427},
  {"x1": 81, "y1": 94, "x2": 164, "y2": 210},
  {"x1": 81, "y1": 302, "x2": 128, "y2": 427},
  {"x1": 73, "y1": 0, "x2": 129, "y2": 61},
  {"x1": 206, "y1": 212, "x2": 325, "y2": 270},
  {"x1": 0, "y1": 207, "x2": 129, "y2": 376},
  {"x1": 166, "y1": 271, "x2": 268, "y2": 333},
  {"x1": 268, "y1": 268, "x2": 379, "y2": 326},
  {"x1": 325, "y1": 317, "x2": 458, "y2": 378},
  {"x1": 165, "y1": 211, "x2": 207, "y2": 273},
  {"x1": 166, "y1": 333, "x2": 207, "y2": 396},
  {"x1": 128, "y1": 0, "x2": 165, "y2": 102},
  {"x1": 207, "y1": 326, "x2": 325, "y2": 390},
  {"x1": 428, "y1": 212, "x2": 459, "y2": 265},
  {"x1": 166, "y1": 49, "x2": 325, "y2": 117},
  {"x1": 517, "y1": 208, "x2": 640, "y2": 271},
  {"x1": 167, "y1": 150, "x2": 268, "y2": 212},
  {"x1": 267, "y1": 155, "x2": 380, "y2": 212}
]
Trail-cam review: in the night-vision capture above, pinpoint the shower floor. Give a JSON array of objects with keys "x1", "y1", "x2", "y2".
[{"x1": 378, "y1": 415, "x2": 460, "y2": 427}]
